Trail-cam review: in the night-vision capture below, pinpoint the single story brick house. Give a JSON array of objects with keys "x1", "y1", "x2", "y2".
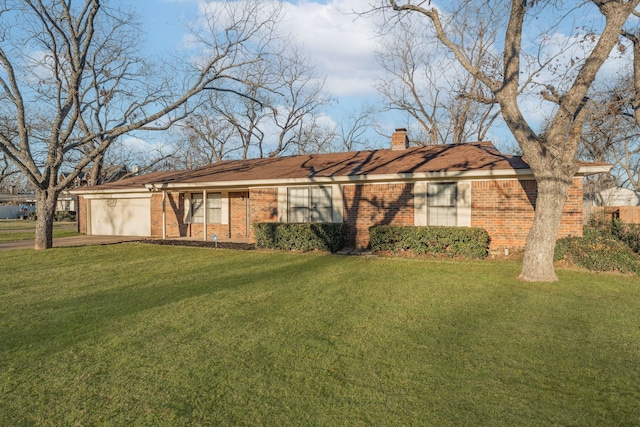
[{"x1": 71, "y1": 129, "x2": 610, "y2": 252}]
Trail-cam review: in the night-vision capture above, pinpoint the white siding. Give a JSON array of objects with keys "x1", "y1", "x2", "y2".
[
  {"x1": 414, "y1": 181, "x2": 427, "y2": 226},
  {"x1": 457, "y1": 181, "x2": 472, "y2": 226},
  {"x1": 221, "y1": 192, "x2": 229, "y2": 225},
  {"x1": 331, "y1": 184, "x2": 344, "y2": 223},
  {"x1": 277, "y1": 187, "x2": 288, "y2": 222}
]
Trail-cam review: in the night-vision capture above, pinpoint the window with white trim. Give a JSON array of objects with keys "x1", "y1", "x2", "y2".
[
  {"x1": 427, "y1": 183, "x2": 457, "y2": 226},
  {"x1": 287, "y1": 186, "x2": 333, "y2": 223},
  {"x1": 190, "y1": 192, "x2": 222, "y2": 224}
]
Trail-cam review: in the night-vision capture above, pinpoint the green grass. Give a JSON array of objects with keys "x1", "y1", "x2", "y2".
[
  {"x1": 1, "y1": 244, "x2": 639, "y2": 425},
  {"x1": 0, "y1": 220, "x2": 78, "y2": 241}
]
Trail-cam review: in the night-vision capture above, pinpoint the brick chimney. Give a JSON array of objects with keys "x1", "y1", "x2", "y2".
[{"x1": 391, "y1": 128, "x2": 409, "y2": 150}]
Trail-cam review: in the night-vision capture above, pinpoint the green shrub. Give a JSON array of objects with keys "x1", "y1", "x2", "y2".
[
  {"x1": 555, "y1": 229, "x2": 640, "y2": 274},
  {"x1": 54, "y1": 211, "x2": 76, "y2": 222},
  {"x1": 253, "y1": 222, "x2": 347, "y2": 252},
  {"x1": 369, "y1": 225, "x2": 489, "y2": 259},
  {"x1": 613, "y1": 223, "x2": 640, "y2": 255},
  {"x1": 587, "y1": 211, "x2": 615, "y2": 233}
]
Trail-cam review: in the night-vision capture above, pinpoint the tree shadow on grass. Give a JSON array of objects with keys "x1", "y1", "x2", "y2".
[{"x1": 1, "y1": 251, "x2": 332, "y2": 357}]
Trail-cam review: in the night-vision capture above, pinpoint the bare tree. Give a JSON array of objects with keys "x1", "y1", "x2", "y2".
[
  {"x1": 334, "y1": 105, "x2": 381, "y2": 152},
  {"x1": 376, "y1": 5, "x2": 500, "y2": 145},
  {"x1": 383, "y1": 0, "x2": 640, "y2": 281},
  {"x1": 292, "y1": 116, "x2": 337, "y2": 154},
  {"x1": 175, "y1": 42, "x2": 329, "y2": 162},
  {"x1": 0, "y1": 0, "x2": 282, "y2": 249},
  {"x1": 267, "y1": 47, "x2": 329, "y2": 157},
  {"x1": 178, "y1": 110, "x2": 239, "y2": 167},
  {"x1": 579, "y1": 80, "x2": 640, "y2": 191},
  {"x1": 0, "y1": 152, "x2": 18, "y2": 189}
]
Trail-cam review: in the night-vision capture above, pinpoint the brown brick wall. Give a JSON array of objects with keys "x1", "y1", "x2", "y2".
[
  {"x1": 230, "y1": 192, "x2": 249, "y2": 239},
  {"x1": 77, "y1": 196, "x2": 87, "y2": 234},
  {"x1": 87, "y1": 177, "x2": 584, "y2": 251},
  {"x1": 149, "y1": 192, "x2": 228, "y2": 239},
  {"x1": 150, "y1": 192, "x2": 190, "y2": 238},
  {"x1": 559, "y1": 178, "x2": 584, "y2": 238},
  {"x1": 471, "y1": 178, "x2": 583, "y2": 251},
  {"x1": 248, "y1": 188, "x2": 278, "y2": 241},
  {"x1": 343, "y1": 183, "x2": 414, "y2": 248}
]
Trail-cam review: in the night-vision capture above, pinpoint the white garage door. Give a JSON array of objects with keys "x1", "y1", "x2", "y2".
[{"x1": 90, "y1": 197, "x2": 151, "y2": 236}]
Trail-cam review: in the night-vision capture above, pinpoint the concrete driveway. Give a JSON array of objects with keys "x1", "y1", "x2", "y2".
[{"x1": 0, "y1": 235, "x2": 144, "y2": 251}]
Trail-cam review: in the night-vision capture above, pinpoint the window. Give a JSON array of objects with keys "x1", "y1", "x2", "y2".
[
  {"x1": 427, "y1": 183, "x2": 457, "y2": 226},
  {"x1": 190, "y1": 192, "x2": 222, "y2": 224},
  {"x1": 311, "y1": 187, "x2": 332, "y2": 222},
  {"x1": 287, "y1": 186, "x2": 333, "y2": 223}
]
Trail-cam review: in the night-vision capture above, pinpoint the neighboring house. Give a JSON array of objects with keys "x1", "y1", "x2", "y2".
[
  {"x1": 588, "y1": 186, "x2": 640, "y2": 206},
  {"x1": 61, "y1": 164, "x2": 130, "y2": 189},
  {"x1": 0, "y1": 192, "x2": 35, "y2": 219},
  {"x1": 56, "y1": 194, "x2": 77, "y2": 213},
  {"x1": 585, "y1": 186, "x2": 640, "y2": 224},
  {"x1": 71, "y1": 129, "x2": 610, "y2": 252},
  {"x1": 56, "y1": 164, "x2": 132, "y2": 215}
]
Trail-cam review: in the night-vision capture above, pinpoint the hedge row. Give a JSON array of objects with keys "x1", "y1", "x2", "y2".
[
  {"x1": 28, "y1": 211, "x2": 77, "y2": 222},
  {"x1": 614, "y1": 222, "x2": 640, "y2": 255},
  {"x1": 554, "y1": 228, "x2": 640, "y2": 274},
  {"x1": 369, "y1": 225, "x2": 489, "y2": 258},
  {"x1": 253, "y1": 222, "x2": 347, "y2": 252}
]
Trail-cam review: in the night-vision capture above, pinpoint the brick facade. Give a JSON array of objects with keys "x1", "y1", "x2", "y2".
[
  {"x1": 471, "y1": 177, "x2": 583, "y2": 251},
  {"x1": 343, "y1": 183, "x2": 415, "y2": 248},
  {"x1": 248, "y1": 188, "x2": 278, "y2": 241},
  {"x1": 229, "y1": 192, "x2": 249, "y2": 239},
  {"x1": 77, "y1": 196, "x2": 87, "y2": 234},
  {"x1": 150, "y1": 192, "x2": 189, "y2": 238},
  {"x1": 77, "y1": 177, "x2": 585, "y2": 252}
]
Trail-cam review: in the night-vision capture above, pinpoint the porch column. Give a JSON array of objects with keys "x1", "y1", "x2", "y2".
[
  {"x1": 203, "y1": 189, "x2": 207, "y2": 241},
  {"x1": 162, "y1": 190, "x2": 166, "y2": 240}
]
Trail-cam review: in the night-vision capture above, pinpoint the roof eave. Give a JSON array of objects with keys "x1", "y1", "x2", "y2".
[
  {"x1": 142, "y1": 168, "x2": 536, "y2": 191},
  {"x1": 576, "y1": 164, "x2": 613, "y2": 176},
  {"x1": 69, "y1": 186, "x2": 150, "y2": 195}
]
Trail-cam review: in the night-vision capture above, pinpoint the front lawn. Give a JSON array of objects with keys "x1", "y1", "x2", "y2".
[
  {"x1": 0, "y1": 220, "x2": 78, "y2": 242},
  {"x1": 1, "y1": 244, "x2": 639, "y2": 425}
]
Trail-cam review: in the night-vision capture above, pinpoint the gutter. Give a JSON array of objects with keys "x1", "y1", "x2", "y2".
[{"x1": 71, "y1": 164, "x2": 612, "y2": 195}]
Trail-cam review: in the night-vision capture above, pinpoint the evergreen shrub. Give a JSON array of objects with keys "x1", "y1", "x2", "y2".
[
  {"x1": 369, "y1": 225, "x2": 489, "y2": 258},
  {"x1": 253, "y1": 222, "x2": 347, "y2": 252}
]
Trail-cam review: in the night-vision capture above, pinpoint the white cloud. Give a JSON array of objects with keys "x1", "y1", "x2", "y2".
[
  {"x1": 279, "y1": 0, "x2": 381, "y2": 97},
  {"x1": 184, "y1": 0, "x2": 382, "y2": 98},
  {"x1": 120, "y1": 136, "x2": 171, "y2": 156}
]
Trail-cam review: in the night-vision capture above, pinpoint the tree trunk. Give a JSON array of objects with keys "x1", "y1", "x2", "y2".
[
  {"x1": 518, "y1": 176, "x2": 572, "y2": 282},
  {"x1": 34, "y1": 188, "x2": 59, "y2": 250}
]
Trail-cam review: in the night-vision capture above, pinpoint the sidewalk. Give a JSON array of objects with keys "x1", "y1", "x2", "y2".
[{"x1": 0, "y1": 235, "x2": 144, "y2": 251}]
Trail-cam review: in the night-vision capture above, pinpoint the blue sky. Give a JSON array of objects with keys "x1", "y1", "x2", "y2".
[
  {"x1": 121, "y1": 0, "x2": 635, "y2": 158},
  {"x1": 126, "y1": 0, "x2": 406, "y2": 153}
]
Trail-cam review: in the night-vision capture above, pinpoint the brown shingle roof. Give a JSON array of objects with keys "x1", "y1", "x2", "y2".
[
  {"x1": 73, "y1": 142, "x2": 609, "y2": 193},
  {"x1": 153, "y1": 142, "x2": 527, "y2": 185}
]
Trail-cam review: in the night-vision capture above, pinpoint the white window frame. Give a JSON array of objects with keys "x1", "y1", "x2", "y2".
[
  {"x1": 286, "y1": 186, "x2": 333, "y2": 223},
  {"x1": 427, "y1": 182, "x2": 457, "y2": 226},
  {"x1": 414, "y1": 181, "x2": 472, "y2": 227},
  {"x1": 188, "y1": 192, "x2": 222, "y2": 224}
]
